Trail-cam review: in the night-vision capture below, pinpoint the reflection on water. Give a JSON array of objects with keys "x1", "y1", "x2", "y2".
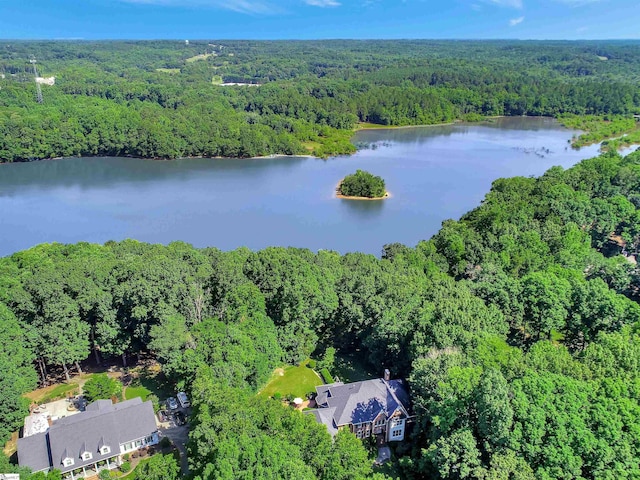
[
  {"x1": 0, "y1": 117, "x2": 609, "y2": 257},
  {"x1": 338, "y1": 197, "x2": 386, "y2": 215}
]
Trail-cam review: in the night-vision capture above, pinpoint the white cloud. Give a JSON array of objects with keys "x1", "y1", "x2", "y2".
[
  {"x1": 123, "y1": 0, "x2": 342, "y2": 11},
  {"x1": 118, "y1": 0, "x2": 276, "y2": 14},
  {"x1": 486, "y1": 0, "x2": 523, "y2": 9},
  {"x1": 555, "y1": 0, "x2": 602, "y2": 5},
  {"x1": 304, "y1": 0, "x2": 341, "y2": 6},
  {"x1": 509, "y1": 15, "x2": 524, "y2": 25}
]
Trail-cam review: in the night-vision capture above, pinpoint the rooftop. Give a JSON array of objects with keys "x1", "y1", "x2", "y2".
[
  {"x1": 18, "y1": 397, "x2": 158, "y2": 474},
  {"x1": 309, "y1": 378, "x2": 410, "y2": 434}
]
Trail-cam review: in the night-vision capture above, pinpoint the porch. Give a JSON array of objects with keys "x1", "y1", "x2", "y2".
[{"x1": 63, "y1": 456, "x2": 121, "y2": 480}]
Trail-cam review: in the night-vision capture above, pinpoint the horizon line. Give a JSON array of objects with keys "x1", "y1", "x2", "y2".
[{"x1": 2, "y1": 37, "x2": 640, "y2": 42}]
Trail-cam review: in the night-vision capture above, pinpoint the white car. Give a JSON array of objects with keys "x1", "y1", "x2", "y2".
[
  {"x1": 177, "y1": 391, "x2": 190, "y2": 408},
  {"x1": 166, "y1": 397, "x2": 178, "y2": 410}
]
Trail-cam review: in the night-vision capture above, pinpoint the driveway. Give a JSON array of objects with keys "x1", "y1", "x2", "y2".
[{"x1": 158, "y1": 413, "x2": 190, "y2": 475}]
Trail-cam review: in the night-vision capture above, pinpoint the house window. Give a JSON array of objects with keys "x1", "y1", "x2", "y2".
[
  {"x1": 390, "y1": 418, "x2": 404, "y2": 428},
  {"x1": 100, "y1": 446, "x2": 111, "y2": 455},
  {"x1": 374, "y1": 417, "x2": 385, "y2": 426},
  {"x1": 81, "y1": 452, "x2": 92, "y2": 461},
  {"x1": 145, "y1": 436, "x2": 154, "y2": 444},
  {"x1": 135, "y1": 440, "x2": 143, "y2": 448},
  {"x1": 124, "y1": 442, "x2": 132, "y2": 451},
  {"x1": 392, "y1": 429, "x2": 403, "y2": 438},
  {"x1": 63, "y1": 457, "x2": 74, "y2": 467}
]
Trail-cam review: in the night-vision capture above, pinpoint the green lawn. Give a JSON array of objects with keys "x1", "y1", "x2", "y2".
[
  {"x1": 138, "y1": 369, "x2": 173, "y2": 400},
  {"x1": 258, "y1": 361, "x2": 324, "y2": 398},
  {"x1": 124, "y1": 385, "x2": 152, "y2": 401},
  {"x1": 25, "y1": 382, "x2": 80, "y2": 404},
  {"x1": 334, "y1": 351, "x2": 377, "y2": 383}
]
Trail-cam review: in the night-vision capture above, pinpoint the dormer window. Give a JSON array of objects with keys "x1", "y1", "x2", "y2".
[
  {"x1": 100, "y1": 446, "x2": 111, "y2": 455},
  {"x1": 81, "y1": 451, "x2": 92, "y2": 461},
  {"x1": 63, "y1": 457, "x2": 74, "y2": 467}
]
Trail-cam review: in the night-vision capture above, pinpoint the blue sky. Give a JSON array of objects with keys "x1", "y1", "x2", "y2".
[{"x1": 0, "y1": 0, "x2": 638, "y2": 39}]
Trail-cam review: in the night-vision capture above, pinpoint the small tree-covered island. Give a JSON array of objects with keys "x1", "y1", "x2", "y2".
[{"x1": 337, "y1": 170, "x2": 389, "y2": 200}]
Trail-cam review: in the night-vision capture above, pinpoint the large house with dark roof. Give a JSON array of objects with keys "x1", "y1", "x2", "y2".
[
  {"x1": 307, "y1": 370, "x2": 412, "y2": 442},
  {"x1": 18, "y1": 397, "x2": 159, "y2": 479}
]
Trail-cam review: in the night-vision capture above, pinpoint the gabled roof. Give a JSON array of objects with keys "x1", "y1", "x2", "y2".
[
  {"x1": 18, "y1": 397, "x2": 158, "y2": 474},
  {"x1": 16, "y1": 432, "x2": 51, "y2": 473},
  {"x1": 315, "y1": 382, "x2": 343, "y2": 407},
  {"x1": 305, "y1": 407, "x2": 339, "y2": 436},
  {"x1": 312, "y1": 378, "x2": 411, "y2": 431}
]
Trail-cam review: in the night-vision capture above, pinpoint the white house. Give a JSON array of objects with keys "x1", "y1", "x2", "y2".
[{"x1": 18, "y1": 397, "x2": 159, "y2": 479}]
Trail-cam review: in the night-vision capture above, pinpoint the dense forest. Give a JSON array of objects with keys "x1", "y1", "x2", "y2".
[
  {"x1": 1, "y1": 147, "x2": 639, "y2": 479},
  {"x1": 1, "y1": 40, "x2": 640, "y2": 161}
]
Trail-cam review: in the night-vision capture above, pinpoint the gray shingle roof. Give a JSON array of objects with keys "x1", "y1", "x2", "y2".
[
  {"x1": 311, "y1": 378, "x2": 410, "y2": 432},
  {"x1": 17, "y1": 433, "x2": 51, "y2": 473},
  {"x1": 18, "y1": 398, "x2": 158, "y2": 474},
  {"x1": 315, "y1": 382, "x2": 343, "y2": 407},
  {"x1": 305, "y1": 408, "x2": 338, "y2": 436}
]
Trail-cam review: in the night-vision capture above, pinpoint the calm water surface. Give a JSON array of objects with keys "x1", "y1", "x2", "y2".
[{"x1": 0, "y1": 117, "x2": 623, "y2": 257}]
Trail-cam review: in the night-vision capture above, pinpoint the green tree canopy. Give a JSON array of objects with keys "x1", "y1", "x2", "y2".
[
  {"x1": 134, "y1": 453, "x2": 180, "y2": 480},
  {"x1": 339, "y1": 170, "x2": 386, "y2": 198},
  {"x1": 82, "y1": 374, "x2": 122, "y2": 402}
]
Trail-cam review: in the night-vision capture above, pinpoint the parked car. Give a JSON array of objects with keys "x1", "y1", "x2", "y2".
[
  {"x1": 166, "y1": 397, "x2": 178, "y2": 410},
  {"x1": 174, "y1": 411, "x2": 186, "y2": 426},
  {"x1": 177, "y1": 391, "x2": 190, "y2": 408},
  {"x1": 157, "y1": 409, "x2": 169, "y2": 422}
]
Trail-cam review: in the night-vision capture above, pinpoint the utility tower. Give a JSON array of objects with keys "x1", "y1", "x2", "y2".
[{"x1": 30, "y1": 56, "x2": 43, "y2": 104}]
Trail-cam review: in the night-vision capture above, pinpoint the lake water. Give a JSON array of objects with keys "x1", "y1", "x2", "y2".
[{"x1": 0, "y1": 117, "x2": 624, "y2": 257}]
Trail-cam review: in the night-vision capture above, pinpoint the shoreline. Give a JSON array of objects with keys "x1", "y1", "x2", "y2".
[
  {"x1": 334, "y1": 179, "x2": 391, "y2": 201},
  {"x1": 0, "y1": 116, "x2": 510, "y2": 165},
  {"x1": 0, "y1": 153, "x2": 316, "y2": 166},
  {"x1": 355, "y1": 122, "x2": 457, "y2": 131},
  {"x1": 354, "y1": 116, "x2": 509, "y2": 132},
  {"x1": 3, "y1": 115, "x2": 637, "y2": 166}
]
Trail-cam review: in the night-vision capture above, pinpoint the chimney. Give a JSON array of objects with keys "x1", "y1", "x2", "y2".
[{"x1": 383, "y1": 369, "x2": 391, "y2": 381}]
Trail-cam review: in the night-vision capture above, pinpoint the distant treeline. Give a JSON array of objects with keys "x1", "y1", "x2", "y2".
[
  {"x1": 1, "y1": 148, "x2": 640, "y2": 479},
  {"x1": 1, "y1": 40, "x2": 640, "y2": 162}
]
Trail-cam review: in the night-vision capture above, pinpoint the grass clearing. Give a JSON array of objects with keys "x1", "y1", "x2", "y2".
[
  {"x1": 301, "y1": 141, "x2": 321, "y2": 152},
  {"x1": 24, "y1": 382, "x2": 79, "y2": 404},
  {"x1": 137, "y1": 366, "x2": 174, "y2": 400},
  {"x1": 124, "y1": 384, "x2": 152, "y2": 401},
  {"x1": 156, "y1": 68, "x2": 180, "y2": 74},
  {"x1": 258, "y1": 360, "x2": 324, "y2": 398},
  {"x1": 334, "y1": 350, "x2": 377, "y2": 383},
  {"x1": 186, "y1": 53, "x2": 215, "y2": 63}
]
